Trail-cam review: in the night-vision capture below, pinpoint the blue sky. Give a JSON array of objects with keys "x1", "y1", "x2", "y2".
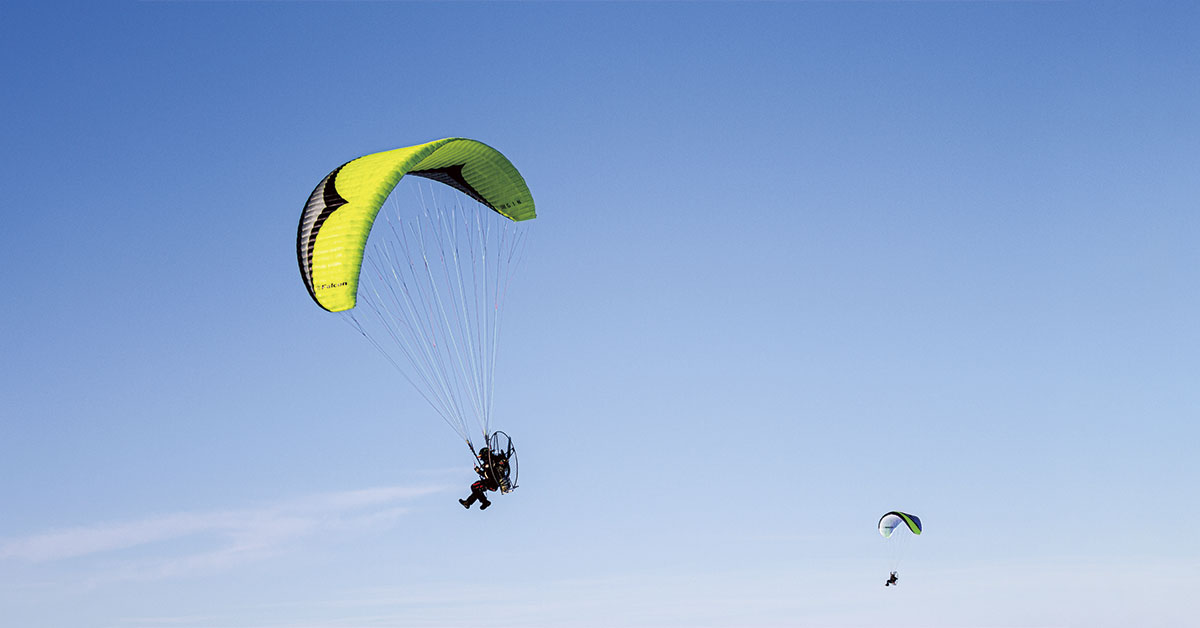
[{"x1": 1, "y1": 1, "x2": 1197, "y2": 626}]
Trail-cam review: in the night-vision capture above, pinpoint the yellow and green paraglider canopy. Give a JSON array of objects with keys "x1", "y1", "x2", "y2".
[{"x1": 296, "y1": 137, "x2": 536, "y2": 312}]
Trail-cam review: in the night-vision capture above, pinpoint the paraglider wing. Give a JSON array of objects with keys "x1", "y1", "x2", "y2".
[
  {"x1": 295, "y1": 137, "x2": 537, "y2": 455},
  {"x1": 879, "y1": 510, "x2": 922, "y2": 577},
  {"x1": 297, "y1": 137, "x2": 536, "y2": 313},
  {"x1": 878, "y1": 511, "x2": 922, "y2": 538}
]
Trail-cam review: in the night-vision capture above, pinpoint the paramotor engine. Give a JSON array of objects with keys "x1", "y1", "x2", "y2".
[{"x1": 481, "y1": 430, "x2": 519, "y2": 494}]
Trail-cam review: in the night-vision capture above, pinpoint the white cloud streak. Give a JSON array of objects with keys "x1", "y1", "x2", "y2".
[{"x1": 0, "y1": 484, "x2": 446, "y2": 568}]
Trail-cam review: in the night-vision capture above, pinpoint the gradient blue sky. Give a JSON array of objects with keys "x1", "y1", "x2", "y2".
[{"x1": 2, "y1": 1, "x2": 1197, "y2": 627}]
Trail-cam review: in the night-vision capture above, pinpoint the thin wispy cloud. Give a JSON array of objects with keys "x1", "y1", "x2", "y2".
[{"x1": 0, "y1": 484, "x2": 447, "y2": 574}]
